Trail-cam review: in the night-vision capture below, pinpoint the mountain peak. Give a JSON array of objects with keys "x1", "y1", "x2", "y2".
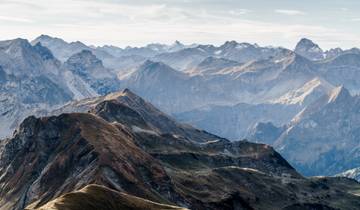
[
  {"x1": 294, "y1": 38, "x2": 324, "y2": 60},
  {"x1": 36, "y1": 34, "x2": 53, "y2": 40},
  {"x1": 32, "y1": 34, "x2": 66, "y2": 45},
  {"x1": 174, "y1": 40, "x2": 181, "y2": 44},
  {"x1": 0, "y1": 38, "x2": 32, "y2": 50},
  {"x1": 64, "y1": 49, "x2": 106, "y2": 80},
  {"x1": 296, "y1": 38, "x2": 317, "y2": 47},
  {"x1": 140, "y1": 60, "x2": 170, "y2": 71},
  {"x1": 328, "y1": 85, "x2": 351, "y2": 103},
  {"x1": 222, "y1": 40, "x2": 240, "y2": 48},
  {"x1": 66, "y1": 50, "x2": 102, "y2": 66},
  {"x1": 121, "y1": 88, "x2": 139, "y2": 99}
]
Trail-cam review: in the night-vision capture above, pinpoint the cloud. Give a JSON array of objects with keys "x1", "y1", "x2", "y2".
[
  {"x1": 229, "y1": 9, "x2": 252, "y2": 16},
  {"x1": 0, "y1": 15, "x2": 33, "y2": 23},
  {"x1": 351, "y1": 18, "x2": 360, "y2": 22},
  {"x1": 0, "y1": 0, "x2": 359, "y2": 49},
  {"x1": 275, "y1": 9, "x2": 306, "y2": 16}
]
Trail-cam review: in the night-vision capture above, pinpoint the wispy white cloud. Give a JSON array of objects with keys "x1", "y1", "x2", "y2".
[
  {"x1": 229, "y1": 9, "x2": 252, "y2": 16},
  {"x1": 351, "y1": 18, "x2": 360, "y2": 22},
  {"x1": 275, "y1": 9, "x2": 306, "y2": 16},
  {"x1": 0, "y1": 15, "x2": 33, "y2": 23}
]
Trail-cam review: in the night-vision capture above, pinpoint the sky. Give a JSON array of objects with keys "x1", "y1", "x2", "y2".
[{"x1": 1, "y1": 0, "x2": 360, "y2": 49}]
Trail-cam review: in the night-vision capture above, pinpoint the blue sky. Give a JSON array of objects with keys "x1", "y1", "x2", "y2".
[{"x1": 1, "y1": 0, "x2": 360, "y2": 49}]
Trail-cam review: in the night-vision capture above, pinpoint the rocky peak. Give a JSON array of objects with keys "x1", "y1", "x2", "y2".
[
  {"x1": 222, "y1": 40, "x2": 238, "y2": 47},
  {"x1": 222, "y1": 41, "x2": 255, "y2": 50},
  {"x1": 325, "y1": 47, "x2": 343, "y2": 59},
  {"x1": 33, "y1": 34, "x2": 54, "y2": 42},
  {"x1": 169, "y1": 40, "x2": 185, "y2": 51},
  {"x1": 294, "y1": 38, "x2": 324, "y2": 61},
  {"x1": 136, "y1": 60, "x2": 182, "y2": 78},
  {"x1": 31, "y1": 35, "x2": 68, "y2": 48},
  {"x1": 326, "y1": 53, "x2": 360, "y2": 67},
  {"x1": 65, "y1": 50, "x2": 103, "y2": 70},
  {"x1": 0, "y1": 38, "x2": 32, "y2": 56}
]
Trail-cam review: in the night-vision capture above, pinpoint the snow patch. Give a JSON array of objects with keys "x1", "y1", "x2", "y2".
[{"x1": 131, "y1": 126, "x2": 158, "y2": 136}]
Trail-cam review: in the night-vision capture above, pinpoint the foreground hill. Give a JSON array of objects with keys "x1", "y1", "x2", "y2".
[
  {"x1": 1, "y1": 89, "x2": 359, "y2": 210},
  {"x1": 26, "y1": 184, "x2": 187, "y2": 210}
]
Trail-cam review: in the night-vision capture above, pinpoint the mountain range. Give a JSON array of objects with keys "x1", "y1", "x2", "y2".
[
  {"x1": 0, "y1": 34, "x2": 360, "y2": 181},
  {"x1": 2, "y1": 89, "x2": 360, "y2": 210}
]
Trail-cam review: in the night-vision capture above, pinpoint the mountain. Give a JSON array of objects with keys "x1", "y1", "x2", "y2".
[
  {"x1": 2, "y1": 89, "x2": 360, "y2": 210},
  {"x1": 26, "y1": 185, "x2": 187, "y2": 210},
  {"x1": 0, "y1": 38, "x2": 127, "y2": 139},
  {"x1": 294, "y1": 38, "x2": 325, "y2": 61},
  {"x1": 0, "y1": 110, "x2": 181, "y2": 209},
  {"x1": 274, "y1": 86, "x2": 360, "y2": 176},
  {"x1": 63, "y1": 50, "x2": 120, "y2": 95},
  {"x1": 0, "y1": 38, "x2": 74, "y2": 139},
  {"x1": 119, "y1": 60, "x2": 231, "y2": 113},
  {"x1": 50, "y1": 89, "x2": 221, "y2": 143}
]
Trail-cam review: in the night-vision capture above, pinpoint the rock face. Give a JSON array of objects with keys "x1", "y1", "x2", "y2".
[{"x1": 1, "y1": 89, "x2": 360, "y2": 210}]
